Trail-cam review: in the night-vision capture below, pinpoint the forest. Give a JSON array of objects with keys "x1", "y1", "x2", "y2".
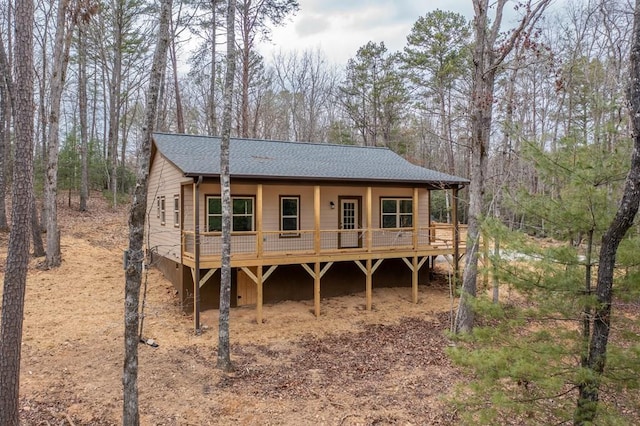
[{"x1": 1, "y1": 0, "x2": 640, "y2": 424}]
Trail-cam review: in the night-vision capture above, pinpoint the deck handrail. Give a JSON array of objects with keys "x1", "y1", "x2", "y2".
[{"x1": 182, "y1": 223, "x2": 467, "y2": 259}]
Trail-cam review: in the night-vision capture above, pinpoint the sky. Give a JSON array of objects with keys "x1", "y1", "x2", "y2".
[{"x1": 257, "y1": 0, "x2": 476, "y2": 66}]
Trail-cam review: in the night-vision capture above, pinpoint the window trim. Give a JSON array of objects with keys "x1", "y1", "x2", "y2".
[
  {"x1": 279, "y1": 195, "x2": 300, "y2": 238},
  {"x1": 173, "y1": 194, "x2": 180, "y2": 228},
  {"x1": 380, "y1": 197, "x2": 413, "y2": 229},
  {"x1": 205, "y1": 195, "x2": 255, "y2": 232}
]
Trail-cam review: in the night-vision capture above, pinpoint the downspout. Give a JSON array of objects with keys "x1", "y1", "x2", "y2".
[{"x1": 194, "y1": 175, "x2": 203, "y2": 334}]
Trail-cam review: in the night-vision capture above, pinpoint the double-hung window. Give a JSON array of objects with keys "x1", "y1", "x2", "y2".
[
  {"x1": 173, "y1": 195, "x2": 180, "y2": 227},
  {"x1": 280, "y1": 196, "x2": 300, "y2": 237},
  {"x1": 381, "y1": 198, "x2": 413, "y2": 228},
  {"x1": 160, "y1": 196, "x2": 166, "y2": 225},
  {"x1": 206, "y1": 196, "x2": 254, "y2": 232}
]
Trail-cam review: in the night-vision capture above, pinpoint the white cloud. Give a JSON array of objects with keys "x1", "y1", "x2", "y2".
[
  {"x1": 295, "y1": 14, "x2": 331, "y2": 37},
  {"x1": 256, "y1": 0, "x2": 476, "y2": 65}
]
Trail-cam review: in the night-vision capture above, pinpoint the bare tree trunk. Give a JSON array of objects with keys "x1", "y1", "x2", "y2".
[
  {"x1": 240, "y1": 2, "x2": 249, "y2": 138},
  {"x1": 455, "y1": 0, "x2": 551, "y2": 333},
  {"x1": 0, "y1": 47, "x2": 9, "y2": 232},
  {"x1": 218, "y1": 0, "x2": 237, "y2": 372},
  {"x1": 169, "y1": 16, "x2": 185, "y2": 133},
  {"x1": 78, "y1": 20, "x2": 89, "y2": 211},
  {"x1": 155, "y1": 64, "x2": 167, "y2": 131},
  {"x1": 31, "y1": 194, "x2": 45, "y2": 257},
  {"x1": 38, "y1": 18, "x2": 48, "y2": 241},
  {"x1": 119, "y1": 102, "x2": 128, "y2": 193},
  {"x1": 455, "y1": 0, "x2": 496, "y2": 333},
  {"x1": 108, "y1": 4, "x2": 124, "y2": 207},
  {"x1": 574, "y1": 1, "x2": 640, "y2": 422},
  {"x1": 0, "y1": 0, "x2": 34, "y2": 421},
  {"x1": 208, "y1": 1, "x2": 218, "y2": 135},
  {"x1": 122, "y1": 0, "x2": 172, "y2": 424},
  {"x1": 44, "y1": 0, "x2": 76, "y2": 269}
]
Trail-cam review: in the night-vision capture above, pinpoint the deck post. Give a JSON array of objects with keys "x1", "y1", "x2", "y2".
[
  {"x1": 314, "y1": 261, "x2": 321, "y2": 317},
  {"x1": 412, "y1": 255, "x2": 419, "y2": 303},
  {"x1": 193, "y1": 177, "x2": 202, "y2": 333},
  {"x1": 452, "y1": 187, "x2": 460, "y2": 283},
  {"x1": 256, "y1": 265, "x2": 263, "y2": 324},
  {"x1": 366, "y1": 258, "x2": 372, "y2": 310},
  {"x1": 257, "y1": 184, "x2": 263, "y2": 258}
]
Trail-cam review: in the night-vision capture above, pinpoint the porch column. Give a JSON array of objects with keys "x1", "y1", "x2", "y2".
[
  {"x1": 452, "y1": 187, "x2": 460, "y2": 283},
  {"x1": 256, "y1": 184, "x2": 263, "y2": 258},
  {"x1": 413, "y1": 187, "x2": 419, "y2": 250},
  {"x1": 365, "y1": 186, "x2": 372, "y2": 251},
  {"x1": 314, "y1": 185, "x2": 320, "y2": 254}
]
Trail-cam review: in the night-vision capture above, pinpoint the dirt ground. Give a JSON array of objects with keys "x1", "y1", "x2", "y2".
[{"x1": 0, "y1": 195, "x2": 463, "y2": 425}]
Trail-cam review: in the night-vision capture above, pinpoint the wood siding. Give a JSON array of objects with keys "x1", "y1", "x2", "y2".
[
  {"x1": 189, "y1": 182, "x2": 430, "y2": 232},
  {"x1": 146, "y1": 154, "x2": 192, "y2": 263}
]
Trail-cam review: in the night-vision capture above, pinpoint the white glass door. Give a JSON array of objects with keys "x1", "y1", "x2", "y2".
[{"x1": 340, "y1": 198, "x2": 360, "y2": 248}]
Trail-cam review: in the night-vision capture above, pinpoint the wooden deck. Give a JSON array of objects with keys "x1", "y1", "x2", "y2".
[{"x1": 183, "y1": 222, "x2": 466, "y2": 324}]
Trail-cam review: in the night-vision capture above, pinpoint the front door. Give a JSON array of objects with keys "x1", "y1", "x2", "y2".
[{"x1": 339, "y1": 197, "x2": 361, "y2": 248}]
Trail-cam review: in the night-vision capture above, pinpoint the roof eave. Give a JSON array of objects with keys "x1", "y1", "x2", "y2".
[{"x1": 182, "y1": 172, "x2": 468, "y2": 188}]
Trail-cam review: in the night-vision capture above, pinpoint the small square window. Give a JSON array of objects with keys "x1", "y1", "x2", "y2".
[
  {"x1": 206, "y1": 196, "x2": 254, "y2": 232},
  {"x1": 381, "y1": 198, "x2": 413, "y2": 229}
]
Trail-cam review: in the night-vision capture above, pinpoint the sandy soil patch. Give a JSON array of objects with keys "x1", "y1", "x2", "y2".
[{"x1": 1, "y1": 196, "x2": 463, "y2": 425}]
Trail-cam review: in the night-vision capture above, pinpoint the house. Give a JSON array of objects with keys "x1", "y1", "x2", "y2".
[{"x1": 147, "y1": 132, "x2": 469, "y2": 326}]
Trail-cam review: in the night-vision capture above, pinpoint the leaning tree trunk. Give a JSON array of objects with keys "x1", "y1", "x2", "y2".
[
  {"x1": 122, "y1": 0, "x2": 172, "y2": 424},
  {"x1": 217, "y1": 0, "x2": 237, "y2": 372},
  {"x1": 574, "y1": 1, "x2": 640, "y2": 422},
  {"x1": 0, "y1": 0, "x2": 34, "y2": 421}
]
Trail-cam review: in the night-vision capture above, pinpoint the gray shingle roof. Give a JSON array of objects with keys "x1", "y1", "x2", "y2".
[{"x1": 152, "y1": 132, "x2": 469, "y2": 188}]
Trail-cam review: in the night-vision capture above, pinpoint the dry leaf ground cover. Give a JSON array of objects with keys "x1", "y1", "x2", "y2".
[{"x1": 0, "y1": 195, "x2": 463, "y2": 425}]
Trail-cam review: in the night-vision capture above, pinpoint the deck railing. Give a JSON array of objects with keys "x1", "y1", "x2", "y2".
[{"x1": 182, "y1": 223, "x2": 467, "y2": 260}]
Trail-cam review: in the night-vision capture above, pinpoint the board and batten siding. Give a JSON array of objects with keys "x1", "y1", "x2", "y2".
[{"x1": 147, "y1": 153, "x2": 192, "y2": 262}]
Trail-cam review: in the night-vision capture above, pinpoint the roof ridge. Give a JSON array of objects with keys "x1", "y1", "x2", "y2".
[{"x1": 152, "y1": 131, "x2": 390, "y2": 151}]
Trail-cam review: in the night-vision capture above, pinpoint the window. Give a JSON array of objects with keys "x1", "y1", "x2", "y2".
[
  {"x1": 160, "y1": 196, "x2": 166, "y2": 225},
  {"x1": 280, "y1": 196, "x2": 300, "y2": 237},
  {"x1": 173, "y1": 195, "x2": 180, "y2": 227},
  {"x1": 206, "y1": 196, "x2": 254, "y2": 232},
  {"x1": 381, "y1": 198, "x2": 412, "y2": 228},
  {"x1": 156, "y1": 197, "x2": 160, "y2": 218}
]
